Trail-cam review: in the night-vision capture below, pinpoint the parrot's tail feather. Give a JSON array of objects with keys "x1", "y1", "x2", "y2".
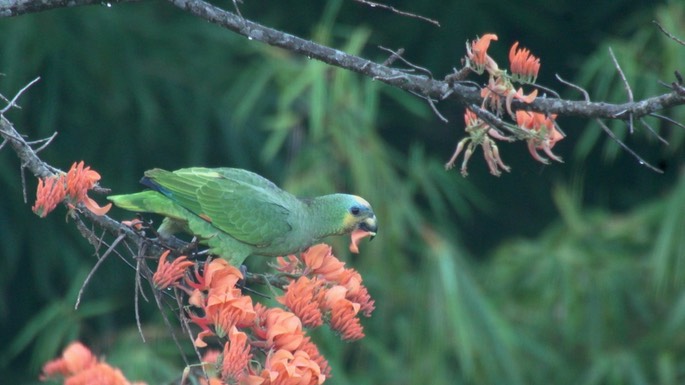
[
  {"x1": 108, "y1": 191, "x2": 187, "y2": 221},
  {"x1": 108, "y1": 192, "x2": 156, "y2": 212},
  {"x1": 140, "y1": 176, "x2": 172, "y2": 197}
]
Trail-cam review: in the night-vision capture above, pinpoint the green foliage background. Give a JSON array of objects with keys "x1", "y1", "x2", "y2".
[{"x1": 1, "y1": 0, "x2": 685, "y2": 384}]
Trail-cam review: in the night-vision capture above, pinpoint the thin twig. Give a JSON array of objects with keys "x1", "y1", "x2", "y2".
[
  {"x1": 529, "y1": 82, "x2": 560, "y2": 99},
  {"x1": 152, "y1": 279, "x2": 191, "y2": 367},
  {"x1": 135, "y1": 247, "x2": 148, "y2": 342},
  {"x1": 409, "y1": 90, "x2": 448, "y2": 123},
  {"x1": 653, "y1": 20, "x2": 685, "y2": 46},
  {"x1": 75, "y1": 232, "x2": 126, "y2": 309},
  {"x1": 0, "y1": 77, "x2": 40, "y2": 114},
  {"x1": 231, "y1": 0, "x2": 242, "y2": 18},
  {"x1": 650, "y1": 112, "x2": 685, "y2": 130},
  {"x1": 378, "y1": 46, "x2": 433, "y2": 78},
  {"x1": 639, "y1": 118, "x2": 669, "y2": 145},
  {"x1": 608, "y1": 47, "x2": 635, "y2": 133},
  {"x1": 445, "y1": 67, "x2": 473, "y2": 83},
  {"x1": 30, "y1": 131, "x2": 59, "y2": 153},
  {"x1": 352, "y1": 0, "x2": 440, "y2": 27},
  {"x1": 20, "y1": 163, "x2": 27, "y2": 203},
  {"x1": 596, "y1": 118, "x2": 663, "y2": 173},
  {"x1": 180, "y1": 301, "x2": 209, "y2": 381},
  {"x1": 0, "y1": 90, "x2": 11, "y2": 105},
  {"x1": 381, "y1": 47, "x2": 404, "y2": 66},
  {"x1": 555, "y1": 74, "x2": 590, "y2": 100}
]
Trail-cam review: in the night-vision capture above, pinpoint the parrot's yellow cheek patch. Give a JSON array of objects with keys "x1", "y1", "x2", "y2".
[{"x1": 342, "y1": 212, "x2": 357, "y2": 229}]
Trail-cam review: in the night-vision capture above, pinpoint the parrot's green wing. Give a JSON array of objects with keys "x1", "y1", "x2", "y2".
[{"x1": 143, "y1": 168, "x2": 294, "y2": 247}]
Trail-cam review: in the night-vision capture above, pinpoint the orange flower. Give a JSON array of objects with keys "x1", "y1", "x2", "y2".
[
  {"x1": 40, "y1": 342, "x2": 145, "y2": 385},
  {"x1": 62, "y1": 363, "x2": 131, "y2": 385},
  {"x1": 191, "y1": 291, "x2": 255, "y2": 345},
  {"x1": 480, "y1": 75, "x2": 538, "y2": 117},
  {"x1": 266, "y1": 309, "x2": 305, "y2": 352},
  {"x1": 65, "y1": 161, "x2": 112, "y2": 216},
  {"x1": 152, "y1": 250, "x2": 194, "y2": 289},
  {"x1": 278, "y1": 276, "x2": 325, "y2": 328},
  {"x1": 509, "y1": 41, "x2": 540, "y2": 84},
  {"x1": 206, "y1": 294, "x2": 256, "y2": 337},
  {"x1": 187, "y1": 259, "x2": 255, "y2": 343},
  {"x1": 193, "y1": 329, "x2": 215, "y2": 348},
  {"x1": 466, "y1": 34, "x2": 499, "y2": 75},
  {"x1": 515, "y1": 110, "x2": 564, "y2": 163},
  {"x1": 41, "y1": 342, "x2": 97, "y2": 379},
  {"x1": 221, "y1": 327, "x2": 252, "y2": 384},
  {"x1": 33, "y1": 174, "x2": 67, "y2": 218},
  {"x1": 299, "y1": 338, "x2": 331, "y2": 379},
  {"x1": 187, "y1": 258, "x2": 242, "y2": 292},
  {"x1": 259, "y1": 349, "x2": 325, "y2": 385},
  {"x1": 65, "y1": 161, "x2": 99, "y2": 201},
  {"x1": 324, "y1": 286, "x2": 365, "y2": 341},
  {"x1": 301, "y1": 244, "x2": 345, "y2": 281},
  {"x1": 254, "y1": 308, "x2": 305, "y2": 352},
  {"x1": 276, "y1": 255, "x2": 302, "y2": 274},
  {"x1": 335, "y1": 269, "x2": 375, "y2": 317}
]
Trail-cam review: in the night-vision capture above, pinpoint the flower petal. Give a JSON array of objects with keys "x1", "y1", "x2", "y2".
[{"x1": 349, "y1": 229, "x2": 374, "y2": 254}]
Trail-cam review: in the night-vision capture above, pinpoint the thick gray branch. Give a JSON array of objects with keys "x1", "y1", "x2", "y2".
[
  {"x1": 1, "y1": 0, "x2": 684, "y2": 120},
  {"x1": 0, "y1": 0, "x2": 134, "y2": 17}
]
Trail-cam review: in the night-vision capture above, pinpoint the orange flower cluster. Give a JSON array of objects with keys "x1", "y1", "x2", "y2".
[
  {"x1": 184, "y1": 247, "x2": 371, "y2": 385},
  {"x1": 449, "y1": 34, "x2": 563, "y2": 176},
  {"x1": 40, "y1": 342, "x2": 146, "y2": 385},
  {"x1": 515, "y1": 110, "x2": 564, "y2": 163},
  {"x1": 43, "y1": 246, "x2": 372, "y2": 385},
  {"x1": 466, "y1": 34, "x2": 539, "y2": 118},
  {"x1": 32, "y1": 161, "x2": 112, "y2": 217},
  {"x1": 276, "y1": 244, "x2": 375, "y2": 340}
]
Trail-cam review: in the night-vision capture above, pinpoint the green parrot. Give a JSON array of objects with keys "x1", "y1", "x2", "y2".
[{"x1": 107, "y1": 167, "x2": 378, "y2": 266}]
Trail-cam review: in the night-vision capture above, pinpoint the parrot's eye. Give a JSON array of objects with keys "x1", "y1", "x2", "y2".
[{"x1": 350, "y1": 206, "x2": 361, "y2": 216}]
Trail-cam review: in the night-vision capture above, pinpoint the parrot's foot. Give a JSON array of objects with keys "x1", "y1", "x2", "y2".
[{"x1": 177, "y1": 236, "x2": 201, "y2": 256}]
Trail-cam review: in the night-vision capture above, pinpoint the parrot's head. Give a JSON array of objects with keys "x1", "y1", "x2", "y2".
[
  {"x1": 340, "y1": 195, "x2": 377, "y2": 233},
  {"x1": 339, "y1": 195, "x2": 377, "y2": 253},
  {"x1": 308, "y1": 193, "x2": 377, "y2": 253}
]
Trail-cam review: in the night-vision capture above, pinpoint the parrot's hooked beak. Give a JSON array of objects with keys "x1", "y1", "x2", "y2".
[{"x1": 359, "y1": 215, "x2": 378, "y2": 239}]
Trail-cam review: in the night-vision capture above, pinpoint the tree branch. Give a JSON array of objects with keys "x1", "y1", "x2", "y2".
[
  {"x1": 3, "y1": 0, "x2": 684, "y2": 121},
  {"x1": 0, "y1": 0, "x2": 135, "y2": 17}
]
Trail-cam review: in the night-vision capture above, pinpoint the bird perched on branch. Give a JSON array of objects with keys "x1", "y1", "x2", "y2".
[{"x1": 108, "y1": 167, "x2": 377, "y2": 266}]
